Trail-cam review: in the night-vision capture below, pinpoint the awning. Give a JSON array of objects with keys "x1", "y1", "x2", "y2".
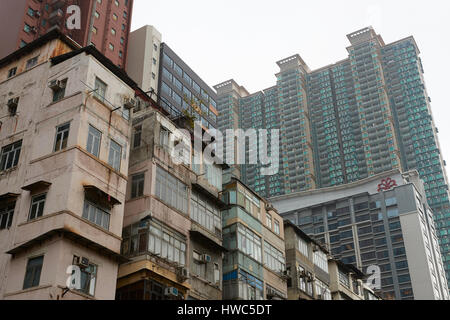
[
  {"x1": 0, "y1": 193, "x2": 20, "y2": 202},
  {"x1": 83, "y1": 185, "x2": 121, "y2": 207},
  {"x1": 7, "y1": 228, "x2": 129, "y2": 263},
  {"x1": 22, "y1": 180, "x2": 52, "y2": 192}
]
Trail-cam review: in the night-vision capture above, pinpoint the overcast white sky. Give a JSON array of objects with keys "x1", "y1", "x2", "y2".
[{"x1": 131, "y1": 0, "x2": 450, "y2": 165}]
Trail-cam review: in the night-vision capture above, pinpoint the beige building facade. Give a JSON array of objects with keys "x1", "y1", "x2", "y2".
[{"x1": 0, "y1": 30, "x2": 135, "y2": 300}]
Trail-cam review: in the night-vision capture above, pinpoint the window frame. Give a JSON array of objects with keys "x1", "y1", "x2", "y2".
[
  {"x1": 0, "y1": 140, "x2": 22, "y2": 171},
  {"x1": 54, "y1": 122, "x2": 70, "y2": 152},
  {"x1": 28, "y1": 193, "x2": 47, "y2": 221},
  {"x1": 23, "y1": 255, "x2": 44, "y2": 290}
]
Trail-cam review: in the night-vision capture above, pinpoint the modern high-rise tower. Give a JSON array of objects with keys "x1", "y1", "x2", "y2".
[
  {"x1": 0, "y1": 0, "x2": 134, "y2": 68},
  {"x1": 215, "y1": 27, "x2": 450, "y2": 284}
]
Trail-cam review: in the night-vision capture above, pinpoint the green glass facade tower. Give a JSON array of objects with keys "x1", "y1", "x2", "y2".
[{"x1": 215, "y1": 27, "x2": 450, "y2": 284}]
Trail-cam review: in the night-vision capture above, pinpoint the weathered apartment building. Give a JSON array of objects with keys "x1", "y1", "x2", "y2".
[
  {"x1": 221, "y1": 177, "x2": 288, "y2": 300},
  {"x1": 284, "y1": 221, "x2": 379, "y2": 300},
  {"x1": 0, "y1": 0, "x2": 134, "y2": 67},
  {"x1": 327, "y1": 258, "x2": 379, "y2": 300},
  {"x1": 0, "y1": 29, "x2": 136, "y2": 300},
  {"x1": 115, "y1": 101, "x2": 226, "y2": 300}
]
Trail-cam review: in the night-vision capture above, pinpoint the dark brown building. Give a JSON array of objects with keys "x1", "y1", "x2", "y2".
[{"x1": 0, "y1": 0, "x2": 133, "y2": 68}]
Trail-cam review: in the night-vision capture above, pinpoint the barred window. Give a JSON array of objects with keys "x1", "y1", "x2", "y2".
[
  {"x1": 314, "y1": 250, "x2": 328, "y2": 273},
  {"x1": 154, "y1": 166, "x2": 188, "y2": 214},
  {"x1": 298, "y1": 236, "x2": 309, "y2": 258},
  {"x1": 190, "y1": 190, "x2": 221, "y2": 235},
  {"x1": 263, "y1": 241, "x2": 285, "y2": 273},
  {"x1": 237, "y1": 224, "x2": 262, "y2": 262}
]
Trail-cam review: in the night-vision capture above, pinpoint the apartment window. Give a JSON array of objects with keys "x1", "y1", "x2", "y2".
[
  {"x1": 338, "y1": 269, "x2": 350, "y2": 288},
  {"x1": 159, "y1": 127, "x2": 170, "y2": 148},
  {"x1": 86, "y1": 125, "x2": 102, "y2": 157},
  {"x1": 52, "y1": 79, "x2": 67, "y2": 102},
  {"x1": 266, "y1": 214, "x2": 272, "y2": 229},
  {"x1": 131, "y1": 173, "x2": 145, "y2": 199},
  {"x1": 153, "y1": 43, "x2": 158, "y2": 51},
  {"x1": 29, "y1": 194, "x2": 46, "y2": 221},
  {"x1": 54, "y1": 123, "x2": 70, "y2": 152},
  {"x1": 122, "y1": 24, "x2": 126, "y2": 31},
  {"x1": 398, "y1": 274, "x2": 411, "y2": 284},
  {"x1": 274, "y1": 220, "x2": 280, "y2": 235},
  {"x1": 190, "y1": 190, "x2": 221, "y2": 235},
  {"x1": 20, "y1": 40, "x2": 27, "y2": 48},
  {"x1": 192, "y1": 251, "x2": 207, "y2": 279},
  {"x1": 23, "y1": 256, "x2": 44, "y2": 290},
  {"x1": 27, "y1": 7, "x2": 35, "y2": 17},
  {"x1": 123, "y1": 221, "x2": 187, "y2": 267},
  {"x1": 8, "y1": 67, "x2": 17, "y2": 78},
  {"x1": 298, "y1": 237, "x2": 309, "y2": 257},
  {"x1": 109, "y1": 43, "x2": 114, "y2": 51},
  {"x1": 152, "y1": 57, "x2": 157, "y2": 65},
  {"x1": 0, "y1": 202, "x2": 15, "y2": 230},
  {"x1": 108, "y1": 140, "x2": 122, "y2": 171},
  {"x1": 112, "y1": 13, "x2": 117, "y2": 20},
  {"x1": 111, "y1": 28, "x2": 116, "y2": 36},
  {"x1": 192, "y1": 81, "x2": 200, "y2": 94},
  {"x1": 163, "y1": 53, "x2": 173, "y2": 68},
  {"x1": 26, "y1": 56, "x2": 38, "y2": 69},
  {"x1": 94, "y1": 77, "x2": 107, "y2": 102},
  {"x1": 387, "y1": 208, "x2": 399, "y2": 218},
  {"x1": 148, "y1": 221, "x2": 186, "y2": 265},
  {"x1": 0, "y1": 140, "x2": 22, "y2": 171},
  {"x1": 174, "y1": 63, "x2": 183, "y2": 77},
  {"x1": 82, "y1": 201, "x2": 110, "y2": 230},
  {"x1": 385, "y1": 197, "x2": 397, "y2": 207},
  {"x1": 115, "y1": 0, "x2": 119, "y2": 6},
  {"x1": 314, "y1": 250, "x2": 328, "y2": 273},
  {"x1": 73, "y1": 256, "x2": 97, "y2": 296},
  {"x1": 95, "y1": 11, "x2": 100, "y2": 19},
  {"x1": 133, "y1": 125, "x2": 142, "y2": 148},
  {"x1": 263, "y1": 241, "x2": 285, "y2": 273},
  {"x1": 214, "y1": 263, "x2": 220, "y2": 285},
  {"x1": 121, "y1": 37, "x2": 125, "y2": 45},
  {"x1": 92, "y1": 26, "x2": 97, "y2": 34},
  {"x1": 237, "y1": 224, "x2": 262, "y2": 262},
  {"x1": 24, "y1": 23, "x2": 32, "y2": 33},
  {"x1": 154, "y1": 166, "x2": 188, "y2": 214}
]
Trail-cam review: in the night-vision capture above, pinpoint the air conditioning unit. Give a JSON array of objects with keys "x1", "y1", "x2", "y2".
[
  {"x1": 279, "y1": 270, "x2": 290, "y2": 280},
  {"x1": 176, "y1": 267, "x2": 189, "y2": 281},
  {"x1": 7, "y1": 97, "x2": 19, "y2": 108},
  {"x1": 123, "y1": 97, "x2": 136, "y2": 109},
  {"x1": 48, "y1": 79, "x2": 66, "y2": 91},
  {"x1": 74, "y1": 256, "x2": 90, "y2": 269},
  {"x1": 201, "y1": 254, "x2": 212, "y2": 263},
  {"x1": 299, "y1": 270, "x2": 307, "y2": 278},
  {"x1": 34, "y1": 11, "x2": 41, "y2": 18},
  {"x1": 164, "y1": 287, "x2": 179, "y2": 297}
]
